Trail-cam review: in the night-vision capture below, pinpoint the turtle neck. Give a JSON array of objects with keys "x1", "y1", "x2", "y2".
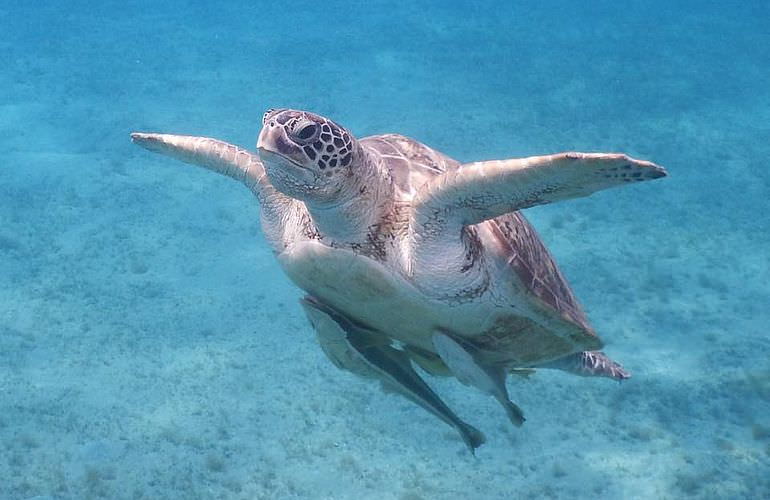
[{"x1": 306, "y1": 149, "x2": 394, "y2": 247}]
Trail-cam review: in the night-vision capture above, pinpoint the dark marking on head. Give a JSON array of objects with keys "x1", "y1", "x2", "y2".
[
  {"x1": 257, "y1": 108, "x2": 365, "y2": 204},
  {"x1": 262, "y1": 108, "x2": 281, "y2": 125}
]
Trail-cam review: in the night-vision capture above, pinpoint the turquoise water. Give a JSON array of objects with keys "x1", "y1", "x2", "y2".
[{"x1": 2, "y1": 1, "x2": 769, "y2": 498}]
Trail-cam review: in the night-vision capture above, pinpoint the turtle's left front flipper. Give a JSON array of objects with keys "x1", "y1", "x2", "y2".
[
  {"x1": 301, "y1": 297, "x2": 486, "y2": 454},
  {"x1": 413, "y1": 152, "x2": 667, "y2": 229}
]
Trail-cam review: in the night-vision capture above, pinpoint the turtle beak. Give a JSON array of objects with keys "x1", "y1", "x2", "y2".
[
  {"x1": 257, "y1": 123, "x2": 308, "y2": 168},
  {"x1": 258, "y1": 147, "x2": 317, "y2": 186}
]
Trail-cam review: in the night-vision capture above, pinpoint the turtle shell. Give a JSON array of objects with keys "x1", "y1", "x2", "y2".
[{"x1": 360, "y1": 134, "x2": 599, "y2": 364}]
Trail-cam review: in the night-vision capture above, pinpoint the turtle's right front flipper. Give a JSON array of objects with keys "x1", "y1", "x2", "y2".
[
  {"x1": 130, "y1": 132, "x2": 285, "y2": 205},
  {"x1": 300, "y1": 297, "x2": 486, "y2": 454}
]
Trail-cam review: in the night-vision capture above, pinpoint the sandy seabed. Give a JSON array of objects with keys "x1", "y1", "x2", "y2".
[{"x1": 1, "y1": 1, "x2": 768, "y2": 498}]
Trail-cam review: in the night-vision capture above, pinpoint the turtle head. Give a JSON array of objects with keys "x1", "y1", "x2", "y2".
[{"x1": 257, "y1": 108, "x2": 362, "y2": 206}]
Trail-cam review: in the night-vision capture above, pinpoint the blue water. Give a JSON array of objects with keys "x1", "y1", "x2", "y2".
[{"x1": 2, "y1": 1, "x2": 768, "y2": 498}]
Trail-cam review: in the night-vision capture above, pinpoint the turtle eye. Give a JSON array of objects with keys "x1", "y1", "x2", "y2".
[{"x1": 290, "y1": 120, "x2": 320, "y2": 144}]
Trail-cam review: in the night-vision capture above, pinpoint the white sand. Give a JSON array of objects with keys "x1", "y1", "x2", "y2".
[{"x1": 1, "y1": 1, "x2": 768, "y2": 498}]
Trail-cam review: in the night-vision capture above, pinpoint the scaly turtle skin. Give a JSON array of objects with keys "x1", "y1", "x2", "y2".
[{"x1": 131, "y1": 108, "x2": 666, "y2": 453}]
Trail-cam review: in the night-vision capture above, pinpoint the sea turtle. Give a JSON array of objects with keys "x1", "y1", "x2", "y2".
[{"x1": 131, "y1": 108, "x2": 666, "y2": 453}]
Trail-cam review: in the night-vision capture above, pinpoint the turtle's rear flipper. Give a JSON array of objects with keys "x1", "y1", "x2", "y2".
[
  {"x1": 301, "y1": 297, "x2": 486, "y2": 454},
  {"x1": 538, "y1": 351, "x2": 630, "y2": 380},
  {"x1": 432, "y1": 331, "x2": 525, "y2": 427}
]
